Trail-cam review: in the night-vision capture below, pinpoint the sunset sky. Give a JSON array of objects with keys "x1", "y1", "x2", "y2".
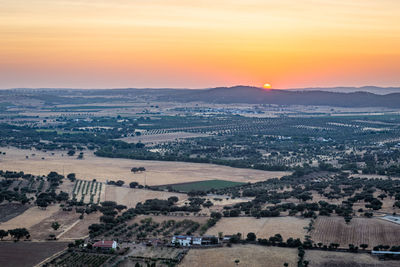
[{"x1": 0, "y1": 0, "x2": 399, "y2": 89}]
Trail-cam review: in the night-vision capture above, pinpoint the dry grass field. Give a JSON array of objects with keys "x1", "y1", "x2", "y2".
[
  {"x1": 28, "y1": 209, "x2": 80, "y2": 240},
  {"x1": 179, "y1": 245, "x2": 298, "y2": 267},
  {"x1": 0, "y1": 147, "x2": 290, "y2": 186},
  {"x1": 0, "y1": 205, "x2": 60, "y2": 232},
  {"x1": 205, "y1": 216, "x2": 310, "y2": 240},
  {"x1": 311, "y1": 216, "x2": 400, "y2": 248},
  {"x1": 305, "y1": 250, "x2": 400, "y2": 267},
  {"x1": 59, "y1": 212, "x2": 102, "y2": 240},
  {"x1": 104, "y1": 185, "x2": 188, "y2": 208},
  {"x1": 0, "y1": 204, "x2": 94, "y2": 241},
  {"x1": 131, "y1": 246, "x2": 185, "y2": 260}
]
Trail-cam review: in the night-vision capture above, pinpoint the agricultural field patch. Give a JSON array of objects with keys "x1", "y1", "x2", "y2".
[
  {"x1": 97, "y1": 215, "x2": 206, "y2": 243},
  {"x1": 311, "y1": 216, "x2": 400, "y2": 248},
  {"x1": 59, "y1": 212, "x2": 101, "y2": 240},
  {"x1": 305, "y1": 250, "x2": 400, "y2": 267},
  {"x1": 205, "y1": 216, "x2": 310, "y2": 240},
  {"x1": 119, "y1": 131, "x2": 210, "y2": 144},
  {"x1": 156, "y1": 179, "x2": 245, "y2": 192},
  {"x1": 118, "y1": 246, "x2": 186, "y2": 267},
  {"x1": 104, "y1": 185, "x2": 188, "y2": 208},
  {"x1": 46, "y1": 252, "x2": 113, "y2": 267},
  {"x1": 132, "y1": 214, "x2": 210, "y2": 225},
  {"x1": 0, "y1": 242, "x2": 68, "y2": 267},
  {"x1": 0, "y1": 147, "x2": 287, "y2": 186},
  {"x1": 72, "y1": 179, "x2": 103, "y2": 204},
  {"x1": 0, "y1": 205, "x2": 60, "y2": 232},
  {"x1": 179, "y1": 245, "x2": 298, "y2": 267},
  {"x1": 28, "y1": 209, "x2": 80, "y2": 240},
  {"x1": 130, "y1": 246, "x2": 186, "y2": 261},
  {"x1": 0, "y1": 203, "x2": 30, "y2": 223}
]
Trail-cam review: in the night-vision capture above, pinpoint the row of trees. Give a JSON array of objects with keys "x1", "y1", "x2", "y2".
[{"x1": 0, "y1": 228, "x2": 30, "y2": 241}]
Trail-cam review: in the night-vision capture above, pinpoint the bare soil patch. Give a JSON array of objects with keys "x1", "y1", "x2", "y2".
[
  {"x1": 0, "y1": 203, "x2": 30, "y2": 223},
  {"x1": 311, "y1": 216, "x2": 400, "y2": 248},
  {"x1": 179, "y1": 245, "x2": 298, "y2": 267},
  {"x1": 206, "y1": 216, "x2": 310, "y2": 240},
  {"x1": 0, "y1": 242, "x2": 68, "y2": 267},
  {"x1": 305, "y1": 250, "x2": 400, "y2": 267}
]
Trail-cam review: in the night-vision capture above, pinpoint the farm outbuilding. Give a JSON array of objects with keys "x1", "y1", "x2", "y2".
[
  {"x1": 192, "y1": 237, "x2": 202, "y2": 245},
  {"x1": 172, "y1": 235, "x2": 192, "y2": 247},
  {"x1": 93, "y1": 240, "x2": 118, "y2": 250}
]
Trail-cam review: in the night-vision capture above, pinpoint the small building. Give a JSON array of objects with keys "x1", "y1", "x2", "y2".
[
  {"x1": 93, "y1": 240, "x2": 118, "y2": 250},
  {"x1": 201, "y1": 235, "x2": 218, "y2": 245},
  {"x1": 222, "y1": 235, "x2": 232, "y2": 243},
  {"x1": 172, "y1": 235, "x2": 192, "y2": 247},
  {"x1": 192, "y1": 237, "x2": 202, "y2": 246}
]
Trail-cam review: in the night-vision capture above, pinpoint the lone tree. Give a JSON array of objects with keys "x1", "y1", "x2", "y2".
[
  {"x1": 51, "y1": 222, "x2": 61, "y2": 231},
  {"x1": 360, "y1": 244, "x2": 368, "y2": 250},
  {"x1": 129, "y1": 182, "x2": 139, "y2": 188},
  {"x1": 131, "y1": 167, "x2": 146, "y2": 173},
  {"x1": 67, "y1": 173, "x2": 76, "y2": 182},
  {"x1": 0, "y1": 229, "x2": 8, "y2": 240},
  {"x1": 246, "y1": 232, "x2": 257, "y2": 242}
]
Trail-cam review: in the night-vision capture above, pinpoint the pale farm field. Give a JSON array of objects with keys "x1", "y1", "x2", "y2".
[
  {"x1": 104, "y1": 185, "x2": 188, "y2": 208},
  {"x1": 0, "y1": 147, "x2": 290, "y2": 186},
  {"x1": 305, "y1": 250, "x2": 400, "y2": 267},
  {"x1": 28, "y1": 209, "x2": 80, "y2": 240},
  {"x1": 0, "y1": 205, "x2": 60, "y2": 231},
  {"x1": 59, "y1": 212, "x2": 102, "y2": 240},
  {"x1": 179, "y1": 245, "x2": 297, "y2": 267},
  {"x1": 0, "y1": 204, "x2": 100, "y2": 241},
  {"x1": 205, "y1": 216, "x2": 310, "y2": 240}
]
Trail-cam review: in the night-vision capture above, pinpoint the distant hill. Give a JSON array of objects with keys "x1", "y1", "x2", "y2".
[
  {"x1": 3, "y1": 86, "x2": 400, "y2": 108},
  {"x1": 287, "y1": 86, "x2": 400, "y2": 95},
  {"x1": 158, "y1": 86, "x2": 400, "y2": 108}
]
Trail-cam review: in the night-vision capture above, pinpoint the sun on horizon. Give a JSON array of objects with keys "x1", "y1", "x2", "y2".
[{"x1": 263, "y1": 83, "x2": 272, "y2": 89}]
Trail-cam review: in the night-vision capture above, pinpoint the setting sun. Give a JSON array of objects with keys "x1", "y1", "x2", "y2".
[{"x1": 263, "y1": 83, "x2": 272, "y2": 89}]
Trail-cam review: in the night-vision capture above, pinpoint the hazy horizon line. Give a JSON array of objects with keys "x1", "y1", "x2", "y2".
[{"x1": 1, "y1": 85, "x2": 400, "y2": 91}]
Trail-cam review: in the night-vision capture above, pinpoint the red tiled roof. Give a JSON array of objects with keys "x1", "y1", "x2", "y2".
[{"x1": 93, "y1": 241, "x2": 115, "y2": 248}]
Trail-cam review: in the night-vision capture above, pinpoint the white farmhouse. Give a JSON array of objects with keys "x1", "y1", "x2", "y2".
[{"x1": 171, "y1": 235, "x2": 192, "y2": 247}]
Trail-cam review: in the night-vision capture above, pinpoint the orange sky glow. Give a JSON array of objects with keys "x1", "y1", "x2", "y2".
[{"x1": 0, "y1": 0, "x2": 399, "y2": 89}]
